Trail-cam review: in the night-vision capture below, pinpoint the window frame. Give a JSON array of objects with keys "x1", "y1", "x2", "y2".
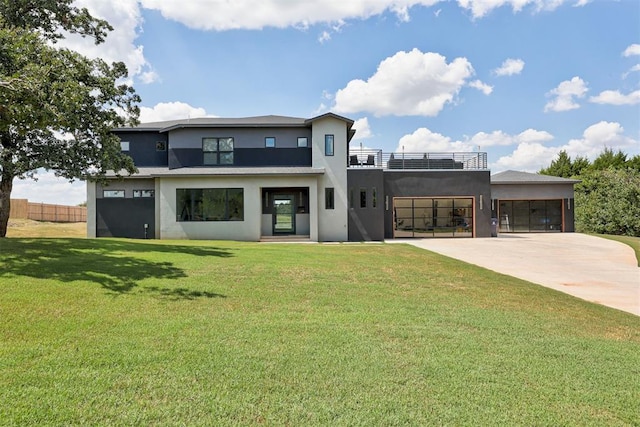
[
  {"x1": 176, "y1": 188, "x2": 244, "y2": 222},
  {"x1": 324, "y1": 134, "x2": 334, "y2": 156},
  {"x1": 297, "y1": 137, "x2": 308, "y2": 148},
  {"x1": 120, "y1": 141, "x2": 130, "y2": 151},
  {"x1": 133, "y1": 190, "x2": 154, "y2": 198},
  {"x1": 203, "y1": 137, "x2": 234, "y2": 166},
  {"x1": 103, "y1": 190, "x2": 125, "y2": 198},
  {"x1": 265, "y1": 137, "x2": 276, "y2": 148},
  {"x1": 360, "y1": 188, "x2": 367, "y2": 208},
  {"x1": 325, "y1": 187, "x2": 335, "y2": 210}
]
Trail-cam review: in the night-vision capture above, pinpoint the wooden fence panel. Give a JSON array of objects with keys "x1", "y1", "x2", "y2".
[
  {"x1": 9, "y1": 199, "x2": 86, "y2": 222},
  {"x1": 8, "y1": 199, "x2": 29, "y2": 219}
]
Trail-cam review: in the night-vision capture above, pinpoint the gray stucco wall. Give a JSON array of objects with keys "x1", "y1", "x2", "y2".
[
  {"x1": 383, "y1": 170, "x2": 492, "y2": 238},
  {"x1": 347, "y1": 169, "x2": 385, "y2": 241},
  {"x1": 168, "y1": 127, "x2": 312, "y2": 149},
  {"x1": 490, "y1": 183, "x2": 575, "y2": 199}
]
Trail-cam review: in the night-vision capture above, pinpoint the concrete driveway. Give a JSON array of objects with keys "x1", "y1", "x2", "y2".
[{"x1": 391, "y1": 233, "x2": 639, "y2": 316}]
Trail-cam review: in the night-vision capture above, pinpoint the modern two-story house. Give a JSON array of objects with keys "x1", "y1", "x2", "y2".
[{"x1": 86, "y1": 112, "x2": 577, "y2": 241}]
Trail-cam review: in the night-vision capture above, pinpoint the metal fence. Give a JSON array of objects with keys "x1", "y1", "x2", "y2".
[
  {"x1": 349, "y1": 150, "x2": 488, "y2": 170},
  {"x1": 9, "y1": 199, "x2": 87, "y2": 223}
]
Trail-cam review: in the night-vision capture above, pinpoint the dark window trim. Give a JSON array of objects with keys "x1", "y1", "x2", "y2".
[
  {"x1": 360, "y1": 188, "x2": 367, "y2": 208},
  {"x1": 325, "y1": 187, "x2": 335, "y2": 210},
  {"x1": 176, "y1": 188, "x2": 244, "y2": 222},
  {"x1": 325, "y1": 134, "x2": 334, "y2": 156},
  {"x1": 203, "y1": 137, "x2": 234, "y2": 166}
]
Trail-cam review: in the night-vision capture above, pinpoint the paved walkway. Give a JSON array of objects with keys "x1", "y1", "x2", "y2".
[{"x1": 390, "y1": 233, "x2": 640, "y2": 316}]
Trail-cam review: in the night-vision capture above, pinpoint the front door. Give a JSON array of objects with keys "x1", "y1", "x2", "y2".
[{"x1": 273, "y1": 195, "x2": 295, "y2": 234}]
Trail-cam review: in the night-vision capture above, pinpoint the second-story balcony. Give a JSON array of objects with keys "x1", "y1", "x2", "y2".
[{"x1": 348, "y1": 149, "x2": 488, "y2": 170}]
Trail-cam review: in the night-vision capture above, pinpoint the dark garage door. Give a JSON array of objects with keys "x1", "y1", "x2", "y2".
[
  {"x1": 97, "y1": 198, "x2": 155, "y2": 238},
  {"x1": 498, "y1": 199, "x2": 562, "y2": 232}
]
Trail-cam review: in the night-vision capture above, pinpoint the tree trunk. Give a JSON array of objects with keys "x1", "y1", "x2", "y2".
[{"x1": 0, "y1": 173, "x2": 13, "y2": 237}]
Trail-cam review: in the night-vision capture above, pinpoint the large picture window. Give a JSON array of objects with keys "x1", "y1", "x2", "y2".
[
  {"x1": 177, "y1": 188, "x2": 244, "y2": 221},
  {"x1": 203, "y1": 137, "x2": 234, "y2": 165}
]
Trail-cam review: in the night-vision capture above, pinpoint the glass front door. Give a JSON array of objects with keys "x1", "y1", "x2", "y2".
[{"x1": 273, "y1": 195, "x2": 295, "y2": 234}]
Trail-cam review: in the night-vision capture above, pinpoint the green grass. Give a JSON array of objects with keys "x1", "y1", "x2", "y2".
[
  {"x1": 596, "y1": 234, "x2": 640, "y2": 267},
  {"x1": 1, "y1": 238, "x2": 639, "y2": 425}
]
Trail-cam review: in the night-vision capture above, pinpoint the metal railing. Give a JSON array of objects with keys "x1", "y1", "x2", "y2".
[{"x1": 348, "y1": 150, "x2": 487, "y2": 170}]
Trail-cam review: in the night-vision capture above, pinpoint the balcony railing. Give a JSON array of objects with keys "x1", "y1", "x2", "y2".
[{"x1": 348, "y1": 149, "x2": 487, "y2": 170}]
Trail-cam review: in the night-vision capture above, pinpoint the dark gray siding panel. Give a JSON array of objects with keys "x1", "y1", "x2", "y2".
[
  {"x1": 383, "y1": 170, "x2": 492, "y2": 238},
  {"x1": 235, "y1": 148, "x2": 311, "y2": 166},
  {"x1": 347, "y1": 169, "x2": 385, "y2": 241},
  {"x1": 114, "y1": 131, "x2": 168, "y2": 167},
  {"x1": 169, "y1": 148, "x2": 203, "y2": 169},
  {"x1": 168, "y1": 148, "x2": 312, "y2": 168},
  {"x1": 96, "y1": 198, "x2": 155, "y2": 239}
]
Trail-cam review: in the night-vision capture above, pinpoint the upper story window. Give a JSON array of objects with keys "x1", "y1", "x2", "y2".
[
  {"x1": 120, "y1": 141, "x2": 130, "y2": 151},
  {"x1": 203, "y1": 137, "x2": 234, "y2": 165},
  {"x1": 265, "y1": 137, "x2": 276, "y2": 148},
  {"x1": 325, "y1": 135, "x2": 334, "y2": 156},
  {"x1": 297, "y1": 137, "x2": 308, "y2": 148},
  {"x1": 104, "y1": 190, "x2": 125, "y2": 198}
]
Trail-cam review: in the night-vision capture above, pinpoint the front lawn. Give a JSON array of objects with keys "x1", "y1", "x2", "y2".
[{"x1": 1, "y1": 238, "x2": 638, "y2": 425}]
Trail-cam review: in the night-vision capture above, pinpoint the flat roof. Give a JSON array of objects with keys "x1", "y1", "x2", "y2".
[{"x1": 491, "y1": 170, "x2": 580, "y2": 184}]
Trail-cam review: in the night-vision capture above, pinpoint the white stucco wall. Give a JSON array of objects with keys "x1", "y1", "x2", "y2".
[
  {"x1": 157, "y1": 175, "x2": 320, "y2": 240},
  {"x1": 311, "y1": 116, "x2": 349, "y2": 241}
]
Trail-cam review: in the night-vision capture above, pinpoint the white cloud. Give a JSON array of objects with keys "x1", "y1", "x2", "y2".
[
  {"x1": 12, "y1": 170, "x2": 87, "y2": 206},
  {"x1": 318, "y1": 31, "x2": 332, "y2": 43},
  {"x1": 352, "y1": 117, "x2": 373, "y2": 140},
  {"x1": 493, "y1": 58, "x2": 525, "y2": 76},
  {"x1": 623, "y1": 44, "x2": 640, "y2": 57},
  {"x1": 493, "y1": 121, "x2": 639, "y2": 172},
  {"x1": 589, "y1": 90, "x2": 640, "y2": 106},
  {"x1": 398, "y1": 128, "x2": 474, "y2": 152},
  {"x1": 623, "y1": 64, "x2": 640, "y2": 79},
  {"x1": 563, "y1": 121, "x2": 638, "y2": 159},
  {"x1": 544, "y1": 76, "x2": 588, "y2": 112},
  {"x1": 492, "y1": 142, "x2": 559, "y2": 172},
  {"x1": 456, "y1": 0, "x2": 575, "y2": 19},
  {"x1": 468, "y1": 79, "x2": 493, "y2": 95},
  {"x1": 396, "y1": 127, "x2": 553, "y2": 153},
  {"x1": 62, "y1": 0, "x2": 157, "y2": 84},
  {"x1": 139, "y1": 0, "x2": 441, "y2": 31},
  {"x1": 334, "y1": 49, "x2": 475, "y2": 117},
  {"x1": 139, "y1": 102, "x2": 212, "y2": 123}
]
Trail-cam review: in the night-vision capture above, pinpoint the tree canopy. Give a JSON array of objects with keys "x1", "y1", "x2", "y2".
[{"x1": 0, "y1": 0, "x2": 139, "y2": 237}]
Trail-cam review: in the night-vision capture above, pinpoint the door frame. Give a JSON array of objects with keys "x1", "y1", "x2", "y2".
[{"x1": 272, "y1": 193, "x2": 296, "y2": 234}]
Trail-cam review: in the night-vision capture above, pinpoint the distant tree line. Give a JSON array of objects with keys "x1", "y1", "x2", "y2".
[{"x1": 539, "y1": 148, "x2": 640, "y2": 236}]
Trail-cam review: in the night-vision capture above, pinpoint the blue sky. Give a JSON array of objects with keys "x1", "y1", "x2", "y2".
[{"x1": 12, "y1": 0, "x2": 640, "y2": 205}]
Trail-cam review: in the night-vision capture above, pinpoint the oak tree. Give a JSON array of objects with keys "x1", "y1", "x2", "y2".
[{"x1": 0, "y1": 0, "x2": 139, "y2": 237}]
